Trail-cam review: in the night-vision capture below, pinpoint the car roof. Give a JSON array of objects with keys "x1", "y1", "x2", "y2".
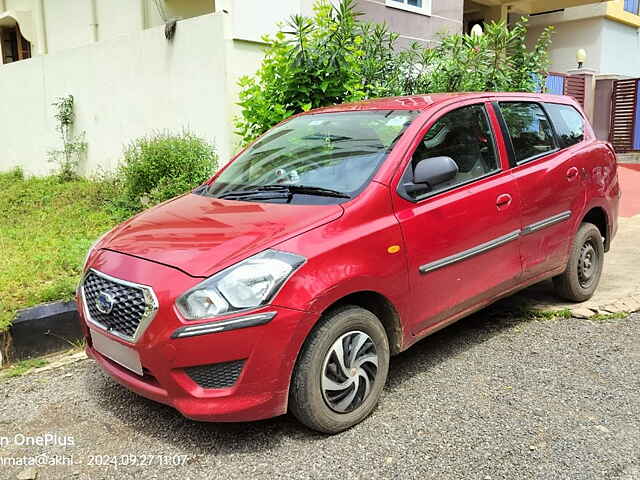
[{"x1": 305, "y1": 92, "x2": 576, "y2": 114}]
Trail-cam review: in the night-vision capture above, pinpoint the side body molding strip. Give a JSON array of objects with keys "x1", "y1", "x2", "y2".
[
  {"x1": 418, "y1": 210, "x2": 572, "y2": 274},
  {"x1": 521, "y1": 210, "x2": 572, "y2": 236},
  {"x1": 419, "y1": 230, "x2": 521, "y2": 274}
]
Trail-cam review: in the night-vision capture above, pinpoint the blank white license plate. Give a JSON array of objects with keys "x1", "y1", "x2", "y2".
[{"x1": 91, "y1": 329, "x2": 143, "y2": 376}]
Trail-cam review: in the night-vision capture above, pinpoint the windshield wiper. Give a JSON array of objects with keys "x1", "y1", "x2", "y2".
[
  {"x1": 218, "y1": 184, "x2": 350, "y2": 200},
  {"x1": 301, "y1": 134, "x2": 352, "y2": 142}
]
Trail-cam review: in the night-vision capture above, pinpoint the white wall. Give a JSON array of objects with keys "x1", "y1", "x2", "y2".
[
  {"x1": 44, "y1": 0, "x2": 94, "y2": 53},
  {"x1": 527, "y1": 10, "x2": 640, "y2": 77},
  {"x1": 0, "y1": 13, "x2": 262, "y2": 176},
  {"x1": 526, "y1": 18, "x2": 603, "y2": 73},
  {"x1": 95, "y1": 0, "x2": 146, "y2": 41},
  {"x1": 599, "y1": 18, "x2": 640, "y2": 76},
  {"x1": 220, "y1": 0, "x2": 302, "y2": 42},
  {"x1": 5, "y1": 0, "x2": 30, "y2": 9},
  {"x1": 222, "y1": 38, "x2": 265, "y2": 153}
]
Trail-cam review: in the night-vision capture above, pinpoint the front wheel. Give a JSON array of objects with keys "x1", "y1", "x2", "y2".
[
  {"x1": 289, "y1": 306, "x2": 390, "y2": 434},
  {"x1": 553, "y1": 222, "x2": 604, "y2": 302}
]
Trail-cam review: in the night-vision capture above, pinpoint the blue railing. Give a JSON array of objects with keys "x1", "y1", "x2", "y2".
[{"x1": 624, "y1": 0, "x2": 639, "y2": 15}]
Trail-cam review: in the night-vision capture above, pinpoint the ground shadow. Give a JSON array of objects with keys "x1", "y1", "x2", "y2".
[
  {"x1": 86, "y1": 296, "x2": 536, "y2": 455},
  {"x1": 386, "y1": 297, "x2": 535, "y2": 391}
]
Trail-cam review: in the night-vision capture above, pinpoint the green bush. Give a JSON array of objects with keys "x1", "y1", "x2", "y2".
[
  {"x1": 118, "y1": 131, "x2": 217, "y2": 210},
  {"x1": 235, "y1": 0, "x2": 400, "y2": 143},
  {"x1": 235, "y1": 0, "x2": 553, "y2": 144},
  {"x1": 416, "y1": 19, "x2": 553, "y2": 94}
]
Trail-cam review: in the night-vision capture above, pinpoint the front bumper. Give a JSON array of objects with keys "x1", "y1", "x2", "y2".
[{"x1": 79, "y1": 250, "x2": 318, "y2": 422}]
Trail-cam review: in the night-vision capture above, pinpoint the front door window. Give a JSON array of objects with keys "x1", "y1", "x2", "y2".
[{"x1": 399, "y1": 104, "x2": 500, "y2": 200}]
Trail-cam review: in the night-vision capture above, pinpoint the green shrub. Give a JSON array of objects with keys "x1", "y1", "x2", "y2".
[
  {"x1": 236, "y1": 0, "x2": 553, "y2": 144},
  {"x1": 47, "y1": 95, "x2": 88, "y2": 182},
  {"x1": 235, "y1": 0, "x2": 401, "y2": 143},
  {"x1": 118, "y1": 131, "x2": 217, "y2": 210},
  {"x1": 418, "y1": 18, "x2": 553, "y2": 94}
]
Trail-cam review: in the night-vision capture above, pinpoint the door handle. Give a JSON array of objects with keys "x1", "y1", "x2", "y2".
[
  {"x1": 496, "y1": 193, "x2": 512, "y2": 210},
  {"x1": 566, "y1": 166, "x2": 579, "y2": 181}
]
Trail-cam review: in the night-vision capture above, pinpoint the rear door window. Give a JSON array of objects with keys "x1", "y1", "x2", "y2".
[
  {"x1": 544, "y1": 103, "x2": 585, "y2": 148},
  {"x1": 498, "y1": 102, "x2": 556, "y2": 164}
]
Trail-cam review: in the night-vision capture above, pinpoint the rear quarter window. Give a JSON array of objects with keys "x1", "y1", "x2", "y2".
[{"x1": 544, "y1": 103, "x2": 585, "y2": 149}]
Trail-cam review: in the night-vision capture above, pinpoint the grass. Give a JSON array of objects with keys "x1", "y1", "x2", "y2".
[
  {"x1": 519, "y1": 307, "x2": 628, "y2": 322},
  {"x1": 0, "y1": 169, "x2": 124, "y2": 331},
  {"x1": 498, "y1": 305, "x2": 629, "y2": 323},
  {"x1": 495, "y1": 305, "x2": 573, "y2": 322},
  {"x1": 521, "y1": 308, "x2": 573, "y2": 321},
  {"x1": 590, "y1": 311, "x2": 628, "y2": 321},
  {"x1": 1, "y1": 358, "x2": 48, "y2": 378}
]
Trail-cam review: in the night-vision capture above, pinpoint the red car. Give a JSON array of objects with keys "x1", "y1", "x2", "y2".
[{"x1": 78, "y1": 93, "x2": 619, "y2": 433}]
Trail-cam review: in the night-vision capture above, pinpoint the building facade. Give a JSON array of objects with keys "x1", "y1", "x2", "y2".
[
  {"x1": 524, "y1": 1, "x2": 640, "y2": 152},
  {"x1": 462, "y1": 0, "x2": 640, "y2": 152},
  {"x1": 354, "y1": 0, "x2": 462, "y2": 48},
  {"x1": 525, "y1": 1, "x2": 640, "y2": 77},
  {"x1": 0, "y1": 0, "x2": 464, "y2": 175},
  {"x1": 4, "y1": 0, "x2": 635, "y2": 174},
  {"x1": 0, "y1": 0, "x2": 462, "y2": 67}
]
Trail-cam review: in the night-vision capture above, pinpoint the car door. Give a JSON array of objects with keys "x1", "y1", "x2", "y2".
[
  {"x1": 391, "y1": 101, "x2": 523, "y2": 336},
  {"x1": 495, "y1": 100, "x2": 587, "y2": 279}
]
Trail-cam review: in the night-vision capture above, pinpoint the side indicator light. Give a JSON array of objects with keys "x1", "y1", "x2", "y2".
[{"x1": 387, "y1": 245, "x2": 401, "y2": 254}]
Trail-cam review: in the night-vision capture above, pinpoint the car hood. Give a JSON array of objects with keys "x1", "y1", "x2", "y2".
[{"x1": 100, "y1": 193, "x2": 344, "y2": 277}]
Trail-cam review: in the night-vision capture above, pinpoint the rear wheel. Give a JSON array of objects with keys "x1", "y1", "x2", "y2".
[
  {"x1": 289, "y1": 306, "x2": 390, "y2": 434},
  {"x1": 553, "y1": 222, "x2": 604, "y2": 302}
]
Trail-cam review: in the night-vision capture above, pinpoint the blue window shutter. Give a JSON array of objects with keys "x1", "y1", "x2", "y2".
[
  {"x1": 633, "y1": 80, "x2": 640, "y2": 151},
  {"x1": 624, "y1": 0, "x2": 639, "y2": 14},
  {"x1": 545, "y1": 74, "x2": 565, "y2": 95}
]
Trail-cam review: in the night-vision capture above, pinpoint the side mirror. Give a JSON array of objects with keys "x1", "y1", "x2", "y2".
[{"x1": 413, "y1": 156, "x2": 458, "y2": 190}]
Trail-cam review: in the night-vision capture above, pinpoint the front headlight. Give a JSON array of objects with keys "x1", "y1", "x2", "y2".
[{"x1": 176, "y1": 249, "x2": 306, "y2": 320}]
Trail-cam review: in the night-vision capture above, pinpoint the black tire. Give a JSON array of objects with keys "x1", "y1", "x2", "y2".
[
  {"x1": 289, "y1": 305, "x2": 390, "y2": 434},
  {"x1": 553, "y1": 222, "x2": 604, "y2": 302}
]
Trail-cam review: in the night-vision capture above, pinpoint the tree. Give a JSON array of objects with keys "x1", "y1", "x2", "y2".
[{"x1": 235, "y1": 0, "x2": 553, "y2": 145}]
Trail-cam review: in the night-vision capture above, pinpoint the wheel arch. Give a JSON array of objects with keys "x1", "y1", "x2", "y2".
[
  {"x1": 581, "y1": 206, "x2": 610, "y2": 252},
  {"x1": 280, "y1": 288, "x2": 405, "y2": 416},
  {"x1": 321, "y1": 290, "x2": 404, "y2": 355}
]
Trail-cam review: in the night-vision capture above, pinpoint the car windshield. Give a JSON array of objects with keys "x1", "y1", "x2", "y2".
[{"x1": 202, "y1": 110, "x2": 419, "y2": 204}]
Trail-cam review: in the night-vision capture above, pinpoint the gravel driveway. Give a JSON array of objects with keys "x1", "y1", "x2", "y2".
[{"x1": 1, "y1": 307, "x2": 639, "y2": 480}]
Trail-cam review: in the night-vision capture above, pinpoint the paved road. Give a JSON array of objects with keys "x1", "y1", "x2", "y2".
[{"x1": 1, "y1": 307, "x2": 639, "y2": 480}]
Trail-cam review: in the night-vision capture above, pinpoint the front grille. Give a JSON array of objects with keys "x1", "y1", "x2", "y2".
[
  {"x1": 185, "y1": 360, "x2": 245, "y2": 389},
  {"x1": 83, "y1": 270, "x2": 152, "y2": 341}
]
